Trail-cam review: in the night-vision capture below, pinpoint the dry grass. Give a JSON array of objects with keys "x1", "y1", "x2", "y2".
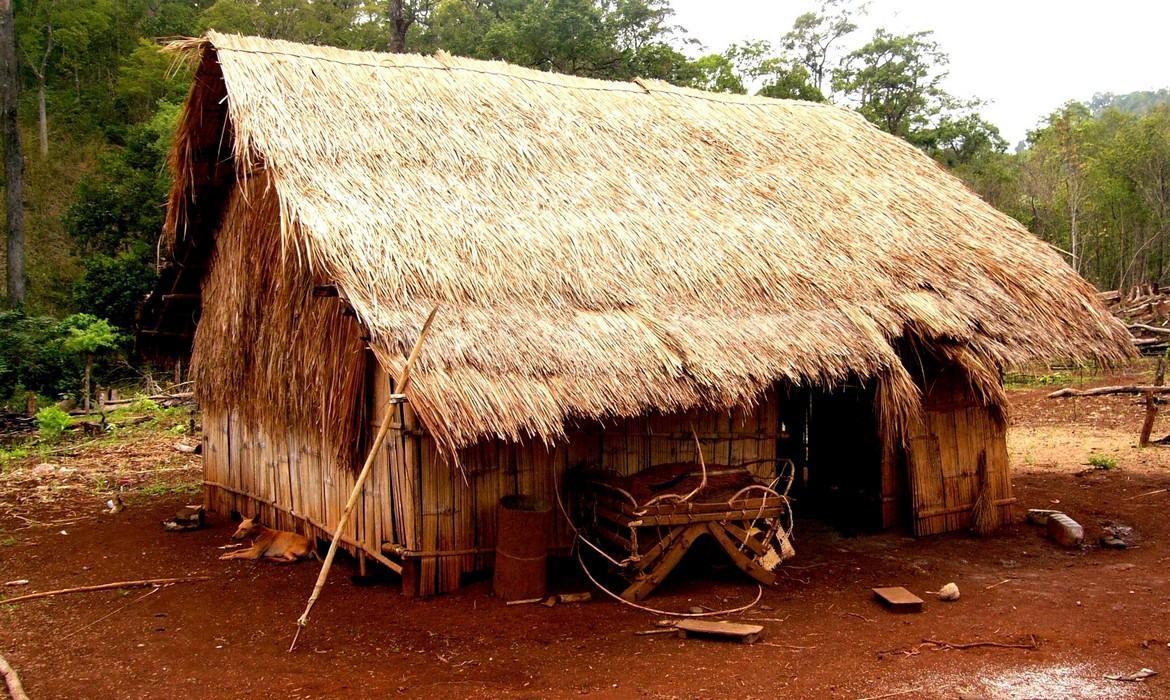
[{"x1": 161, "y1": 32, "x2": 1132, "y2": 458}]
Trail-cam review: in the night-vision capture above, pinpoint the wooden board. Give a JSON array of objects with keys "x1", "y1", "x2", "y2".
[
  {"x1": 675, "y1": 620, "x2": 763, "y2": 644},
  {"x1": 872, "y1": 586, "x2": 924, "y2": 613}
]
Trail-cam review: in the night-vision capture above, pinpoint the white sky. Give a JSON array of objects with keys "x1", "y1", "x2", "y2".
[{"x1": 670, "y1": 0, "x2": 1170, "y2": 146}]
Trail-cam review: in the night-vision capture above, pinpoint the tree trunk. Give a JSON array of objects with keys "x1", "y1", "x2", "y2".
[
  {"x1": 36, "y1": 78, "x2": 47, "y2": 157},
  {"x1": 389, "y1": 0, "x2": 410, "y2": 53},
  {"x1": 83, "y1": 354, "x2": 93, "y2": 413},
  {"x1": 0, "y1": 0, "x2": 25, "y2": 307}
]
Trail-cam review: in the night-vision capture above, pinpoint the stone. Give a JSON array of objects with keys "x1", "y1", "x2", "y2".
[{"x1": 938, "y1": 582, "x2": 960, "y2": 602}]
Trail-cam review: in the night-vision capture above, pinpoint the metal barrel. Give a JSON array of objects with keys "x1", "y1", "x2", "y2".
[{"x1": 493, "y1": 494, "x2": 552, "y2": 601}]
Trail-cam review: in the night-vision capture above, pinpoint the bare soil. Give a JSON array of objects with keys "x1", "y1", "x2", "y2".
[{"x1": 2, "y1": 378, "x2": 1169, "y2": 700}]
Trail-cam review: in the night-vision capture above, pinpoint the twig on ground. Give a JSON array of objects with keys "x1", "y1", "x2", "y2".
[
  {"x1": 922, "y1": 635, "x2": 1038, "y2": 651},
  {"x1": 61, "y1": 586, "x2": 161, "y2": 640},
  {"x1": 840, "y1": 611, "x2": 875, "y2": 623},
  {"x1": 757, "y1": 642, "x2": 816, "y2": 650},
  {"x1": 855, "y1": 688, "x2": 921, "y2": 700},
  {"x1": 743, "y1": 616, "x2": 789, "y2": 623},
  {"x1": 2, "y1": 576, "x2": 209, "y2": 604},
  {"x1": 985, "y1": 578, "x2": 1014, "y2": 590},
  {"x1": 0, "y1": 652, "x2": 30, "y2": 700},
  {"x1": 1126, "y1": 488, "x2": 1169, "y2": 500}
]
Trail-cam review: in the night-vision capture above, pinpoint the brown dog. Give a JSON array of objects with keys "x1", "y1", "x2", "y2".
[{"x1": 219, "y1": 516, "x2": 317, "y2": 562}]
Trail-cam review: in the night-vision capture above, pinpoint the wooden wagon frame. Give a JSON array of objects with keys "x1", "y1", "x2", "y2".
[{"x1": 571, "y1": 458, "x2": 796, "y2": 601}]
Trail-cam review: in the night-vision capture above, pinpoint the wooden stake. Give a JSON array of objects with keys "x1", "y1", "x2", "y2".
[
  {"x1": 291, "y1": 306, "x2": 440, "y2": 652},
  {"x1": 1140, "y1": 358, "x2": 1165, "y2": 448},
  {"x1": 0, "y1": 653, "x2": 29, "y2": 700},
  {"x1": 1, "y1": 576, "x2": 209, "y2": 604},
  {"x1": 1140, "y1": 392, "x2": 1157, "y2": 447}
]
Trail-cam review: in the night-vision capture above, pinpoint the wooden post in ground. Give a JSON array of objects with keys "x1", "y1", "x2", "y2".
[{"x1": 1140, "y1": 358, "x2": 1165, "y2": 447}]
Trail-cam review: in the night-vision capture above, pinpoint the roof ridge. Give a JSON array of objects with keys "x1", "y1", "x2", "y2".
[{"x1": 200, "y1": 32, "x2": 837, "y2": 110}]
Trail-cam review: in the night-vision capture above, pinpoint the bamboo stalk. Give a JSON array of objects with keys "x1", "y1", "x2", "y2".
[
  {"x1": 1, "y1": 577, "x2": 210, "y2": 604},
  {"x1": 291, "y1": 306, "x2": 439, "y2": 651}
]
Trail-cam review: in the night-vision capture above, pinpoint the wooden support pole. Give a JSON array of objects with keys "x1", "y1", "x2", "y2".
[{"x1": 291, "y1": 306, "x2": 439, "y2": 651}]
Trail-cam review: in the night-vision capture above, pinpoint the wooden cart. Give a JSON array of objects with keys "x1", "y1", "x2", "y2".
[{"x1": 571, "y1": 460, "x2": 795, "y2": 601}]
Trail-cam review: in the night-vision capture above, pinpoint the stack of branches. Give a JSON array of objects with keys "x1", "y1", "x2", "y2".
[
  {"x1": 0, "y1": 413, "x2": 36, "y2": 442},
  {"x1": 1100, "y1": 284, "x2": 1170, "y2": 355}
]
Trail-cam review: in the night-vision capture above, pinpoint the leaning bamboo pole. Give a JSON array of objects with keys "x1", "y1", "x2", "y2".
[{"x1": 291, "y1": 305, "x2": 439, "y2": 651}]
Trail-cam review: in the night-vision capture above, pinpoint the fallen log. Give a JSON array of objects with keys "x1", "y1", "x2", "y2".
[
  {"x1": 99, "y1": 392, "x2": 194, "y2": 407},
  {"x1": 1047, "y1": 386, "x2": 1170, "y2": 399},
  {"x1": 1128, "y1": 323, "x2": 1170, "y2": 336}
]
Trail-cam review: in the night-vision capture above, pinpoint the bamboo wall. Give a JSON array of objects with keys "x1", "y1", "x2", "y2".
[
  {"x1": 203, "y1": 409, "x2": 401, "y2": 574},
  {"x1": 199, "y1": 359, "x2": 1014, "y2": 596},
  {"x1": 905, "y1": 364, "x2": 1015, "y2": 535}
]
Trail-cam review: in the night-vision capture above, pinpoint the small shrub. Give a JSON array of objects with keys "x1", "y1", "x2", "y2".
[
  {"x1": 35, "y1": 406, "x2": 72, "y2": 440},
  {"x1": 129, "y1": 396, "x2": 160, "y2": 414},
  {"x1": 1087, "y1": 454, "x2": 1117, "y2": 470}
]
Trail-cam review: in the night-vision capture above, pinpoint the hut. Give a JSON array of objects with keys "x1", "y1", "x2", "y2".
[{"x1": 140, "y1": 33, "x2": 1132, "y2": 596}]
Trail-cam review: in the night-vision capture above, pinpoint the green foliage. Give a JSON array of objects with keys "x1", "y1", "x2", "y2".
[
  {"x1": 832, "y1": 29, "x2": 952, "y2": 141},
  {"x1": 72, "y1": 244, "x2": 158, "y2": 332},
  {"x1": 1087, "y1": 454, "x2": 1117, "y2": 470},
  {"x1": 688, "y1": 53, "x2": 745, "y2": 94},
  {"x1": 61, "y1": 313, "x2": 121, "y2": 355},
  {"x1": 65, "y1": 101, "x2": 179, "y2": 257},
  {"x1": 115, "y1": 41, "x2": 192, "y2": 124},
  {"x1": 35, "y1": 405, "x2": 72, "y2": 440},
  {"x1": 0, "y1": 311, "x2": 83, "y2": 405},
  {"x1": 1016, "y1": 103, "x2": 1170, "y2": 289},
  {"x1": 1090, "y1": 89, "x2": 1170, "y2": 117},
  {"x1": 198, "y1": 0, "x2": 390, "y2": 50},
  {"x1": 781, "y1": 0, "x2": 860, "y2": 95},
  {"x1": 129, "y1": 396, "x2": 160, "y2": 413},
  {"x1": 417, "y1": 0, "x2": 690, "y2": 82}
]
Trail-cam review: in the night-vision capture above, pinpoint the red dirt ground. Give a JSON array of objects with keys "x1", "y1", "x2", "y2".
[{"x1": 2, "y1": 376, "x2": 1169, "y2": 700}]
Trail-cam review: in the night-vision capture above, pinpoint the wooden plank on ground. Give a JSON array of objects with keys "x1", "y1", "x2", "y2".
[
  {"x1": 675, "y1": 620, "x2": 763, "y2": 644},
  {"x1": 872, "y1": 586, "x2": 924, "y2": 613}
]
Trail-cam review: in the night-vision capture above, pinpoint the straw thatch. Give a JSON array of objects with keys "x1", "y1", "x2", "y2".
[{"x1": 159, "y1": 32, "x2": 1132, "y2": 459}]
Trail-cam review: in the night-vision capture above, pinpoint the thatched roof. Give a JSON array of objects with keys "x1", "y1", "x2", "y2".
[{"x1": 154, "y1": 32, "x2": 1132, "y2": 454}]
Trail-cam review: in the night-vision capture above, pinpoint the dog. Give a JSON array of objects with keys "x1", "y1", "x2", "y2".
[{"x1": 219, "y1": 516, "x2": 318, "y2": 562}]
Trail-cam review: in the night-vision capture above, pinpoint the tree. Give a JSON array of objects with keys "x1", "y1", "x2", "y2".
[
  {"x1": 114, "y1": 39, "x2": 192, "y2": 124},
  {"x1": 388, "y1": 0, "x2": 435, "y2": 52},
  {"x1": 418, "y1": 0, "x2": 690, "y2": 82},
  {"x1": 687, "y1": 52, "x2": 744, "y2": 94},
  {"x1": 16, "y1": 0, "x2": 116, "y2": 157},
  {"x1": 60, "y1": 312, "x2": 119, "y2": 411},
  {"x1": 781, "y1": 0, "x2": 863, "y2": 96},
  {"x1": 832, "y1": 29, "x2": 951, "y2": 142},
  {"x1": 1, "y1": 0, "x2": 23, "y2": 306},
  {"x1": 686, "y1": 41, "x2": 822, "y2": 101}
]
